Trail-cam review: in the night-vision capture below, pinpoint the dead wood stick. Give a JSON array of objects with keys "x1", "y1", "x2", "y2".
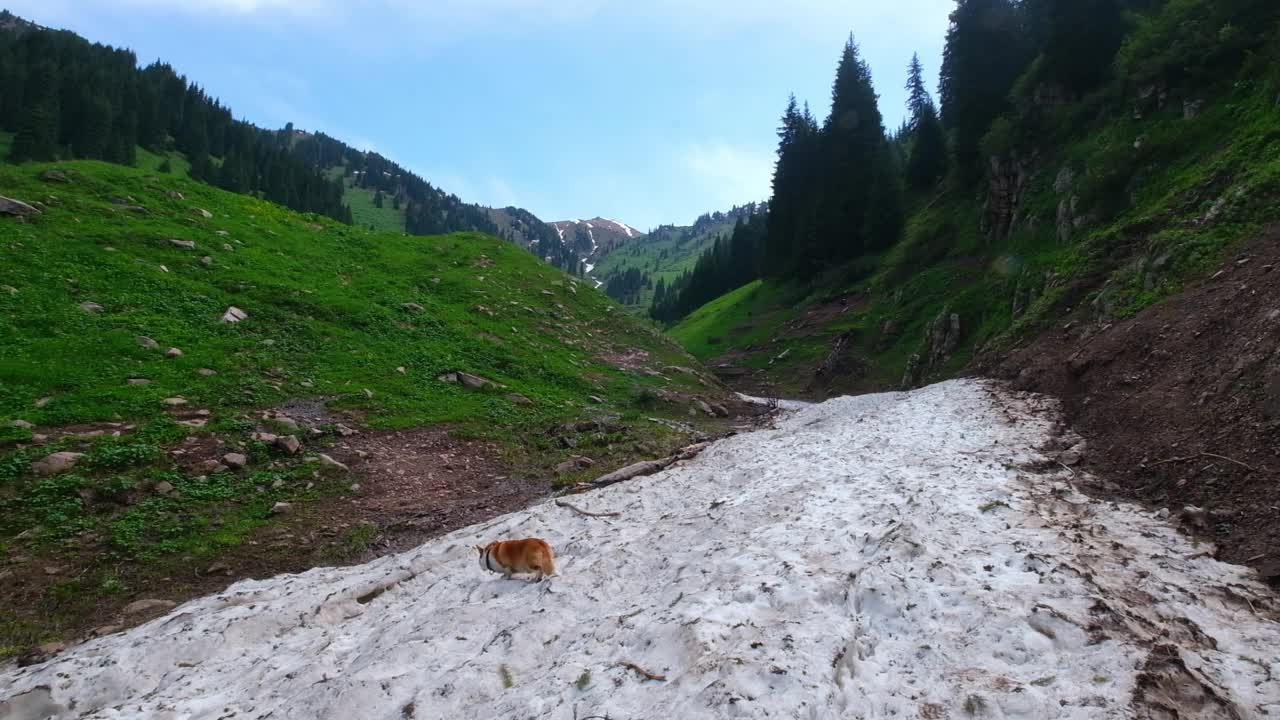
[
  {"x1": 555, "y1": 499, "x2": 621, "y2": 518},
  {"x1": 1148, "y1": 452, "x2": 1256, "y2": 473},
  {"x1": 1198, "y1": 452, "x2": 1256, "y2": 473},
  {"x1": 615, "y1": 661, "x2": 667, "y2": 682}
]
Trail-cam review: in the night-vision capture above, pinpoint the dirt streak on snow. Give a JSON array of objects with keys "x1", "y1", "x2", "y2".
[{"x1": 2, "y1": 381, "x2": 1278, "y2": 719}]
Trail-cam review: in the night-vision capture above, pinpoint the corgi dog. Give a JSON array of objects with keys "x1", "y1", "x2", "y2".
[{"x1": 476, "y1": 538, "x2": 557, "y2": 581}]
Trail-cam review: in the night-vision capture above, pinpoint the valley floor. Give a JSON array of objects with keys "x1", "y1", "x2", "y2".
[{"x1": 2, "y1": 380, "x2": 1278, "y2": 719}]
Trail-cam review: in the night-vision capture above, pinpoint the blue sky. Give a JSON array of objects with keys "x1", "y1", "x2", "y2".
[{"x1": 9, "y1": 1, "x2": 953, "y2": 228}]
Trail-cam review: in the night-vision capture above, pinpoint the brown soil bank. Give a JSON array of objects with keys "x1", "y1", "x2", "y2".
[{"x1": 988, "y1": 227, "x2": 1280, "y2": 582}]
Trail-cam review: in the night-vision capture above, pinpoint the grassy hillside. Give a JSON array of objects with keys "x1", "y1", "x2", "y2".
[
  {"x1": 0, "y1": 160, "x2": 732, "y2": 658},
  {"x1": 343, "y1": 183, "x2": 406, "y2": 233},
  {"x1": 669, "y1": 39, "x2": 1280, "y2": 398}
]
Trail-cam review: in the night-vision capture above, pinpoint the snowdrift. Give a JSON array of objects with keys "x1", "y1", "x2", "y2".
[{"x1": 3, "y1": 380, "x2": 1278, "y2": 719}]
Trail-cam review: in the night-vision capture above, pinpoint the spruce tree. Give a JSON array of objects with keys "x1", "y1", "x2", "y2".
[
  {"x1": 904, "y1": 54, "x2": 949, "y2": 191},
  {"x1": 939, "y1": 0, "x2": 1030, "y2": 178},
  {"x1": 1039, "y1": 0, "x2": 1126, "y2": 94},
  {"x1": 905, "y1": 53, "x2": 932, "y2": 125},
  {"x1": 818, "y1": 35, "x2": 887, "y2": 269}
]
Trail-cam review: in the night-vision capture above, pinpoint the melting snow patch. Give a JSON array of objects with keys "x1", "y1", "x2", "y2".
[{"x1": 3, "y1": 380, "x2": 1278, "y2": 719}]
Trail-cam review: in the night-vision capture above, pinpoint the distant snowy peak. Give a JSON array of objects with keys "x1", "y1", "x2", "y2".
[{"x1": 549, "y1": 216, "x2": 645, "y2": 260}]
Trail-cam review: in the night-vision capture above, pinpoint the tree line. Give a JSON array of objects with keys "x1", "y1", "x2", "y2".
[
  {"x1": 0, "y1": 22, "x2": 349, "y2": 222},
  {"x1": 652, "y1": 0, "x2": 1272, "y2": 325},
  {"x1": 0, "y1": 15, "x2": 587, "y2": 271}
]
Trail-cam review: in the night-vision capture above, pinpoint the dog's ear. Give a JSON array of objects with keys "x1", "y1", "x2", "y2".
[{"x1": 474, "y1": 545, "x2": 484, "y2": 554}]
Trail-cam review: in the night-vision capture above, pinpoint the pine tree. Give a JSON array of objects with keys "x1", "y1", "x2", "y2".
[
  {"x1": 374, "y1": 189, "x2": 385, "y2": 209},
  {"x1": 905, "y1": 53, "x2": 932, "y2": 126},
  {"x1": 904, "y1": 54, "x2": 949, "y2": 191},
  {"x1": 1039, "y1": 0, "x2": 1126, "y2": 94},
  {"x1": 939, "y1": 0, "x2": 1031, "y2": 178},
  {"x1": 906, "y1": 101, "x2": 948, "y2": 191},
  {"x1": 9, "y1": 62, "x2": 59, "y2": 162},
  {"x1": 818, "y1": 35, "x2": 888, "y2": 269}
]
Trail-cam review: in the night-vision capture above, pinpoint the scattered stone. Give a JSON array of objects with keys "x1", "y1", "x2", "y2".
[
  {"x1": 221, "y1": 306, "x2": 248, "y2": 324},
  {"x1": 197, "y1": 368, "x2": 218, "y2": 377},
  {"x1": 222, "y1": 453, "x2": 249, "y2": 469},
  {"x1": 122, "y1": 599, "x2": 176, "y2": 616},
  {"x1": 692, "y1": 399, "x2": 716, "y2": 417},
  {"x1": 168, "y1": 238, "x2": 196, "y2": 250},
  {"x1": 167, "y1": 191, "x2": 185, "y2": 200},
  {"x1": 31, "y1": 452, "x2": 85, "y2": 476},
  {"x1": 335, "y1": 424, "x2": 358, "y2": 437},
  {"x1": 458, "y1": 372, "x2": 495, "y2": 390},
  {"x1": 277, "y1": 435, "x2": 302, "y2": 455},
  {"x1": 166, "y1": 347, "x2": 184, "y2": 358},
  {"x1": 10, "y1": 419, "x2": 34, "y2": 429},
  {"x1": 554, "y1": 456, "x2": 596, "y2": 476},
  {"x1": 91, "y1": 625, "x2": 122, "y2": 637},
  {"x1": 206, "y1": 562, "x2": 232, "y2": 575},
  {"x1": 588, "y1": 395, "x2": 605, "y2": 404},
  {"x1": 362, "y1": 388, "x2": 374, "y2": 399},
  {"x1": 163, "y1": 397, "x2": 188, "y2": 407},
  {"x1": 0, "y1": 195, "x2": 40, "y2": 217},
  {"x1": 251, "y1": 432, "x2": 278, "y2": 443},
  {"x1": 198, "y1": 460, "x2": 228, "y2": 475},
  {"x1": 317, "y1": 454, "x2": 349, "y2": 472},
  {"x1": 34, "y1": 396, "x2": 52, "y2": 408},
  {"x1": 215, "y1": 230, "x2": 229, "y2": 236},
  {"x1": 1058, "y1": 449, "x2": 1083, "y2": 467},
  {"x1": 79, "y1": 301, "x2": 104, "y2": 313},
  {"x1": 402, "y1": 302, "x2": 425, "y2": 312},
  {"x1": 136, "y1": 336, "x2": 160, "y2": 349},
  {"x1": 1180, "y1": 505, "x2": 1208, "y2": 529},
  {"x1": 559, "y1": 436, "x2": 579, "y2": 449},
  {"x1": 396, "y1": 366, "x2": 407, "y2": 374},
  {"x1": 708, "y1": 402, "x2": 730, "y2": 418},
  {"x1": 270, "y1": 501, "x2": 292, "y2": 515},
  {"x1": 222, "y1": 244, "x2": 233, "y2": 252},
  {"x1": 200, "y1": 256, "x2": 214, "y2": 267},
  {"x1": 194, "y1": 207, "x2": 213, "y2": 219},
  {"x1": 44, "y1": 566, "x2": 63, "y2": 576},
  {"x1": 39, "y1": 169, "x2": 71, "y2": 183},
  {"x1": 437, "y1": 372, "x2": 459, "y2": 384},
  {"x1": 506, "y1": 393, "x2": 534, "y2": 406},
  {"x1": 154, "y1": 481, "x2": 175, "y2": 495},
  {"x1": 2, "y1": 285, "x2": 17, "y2": 295}
]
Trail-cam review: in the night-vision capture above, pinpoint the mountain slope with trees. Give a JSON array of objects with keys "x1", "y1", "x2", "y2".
[
  {"x1": 591, "y1": 204, "x2": 764, "y2": 310},
  {"x1": 0, "y1": 13, "x2": 585, "y2": 273},
  {"x1": 662, "y1": 0, "x2": 1280, "y2": 575}
]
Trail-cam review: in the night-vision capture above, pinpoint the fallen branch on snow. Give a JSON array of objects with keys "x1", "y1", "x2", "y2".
[
  {"x1": 615, "y1": 661, "x2": 667, "y2": 682},
  {"x1": 555, "y1": 499, "x2": 621, "y2": 518}
]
